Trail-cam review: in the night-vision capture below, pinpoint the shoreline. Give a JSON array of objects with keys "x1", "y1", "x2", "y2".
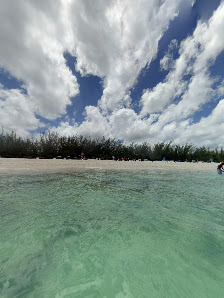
[{"x1": 0, "y1": 158, "x2": 217, "y2": 174}]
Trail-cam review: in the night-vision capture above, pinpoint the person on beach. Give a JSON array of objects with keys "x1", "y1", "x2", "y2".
[{"x1": 217, "y1": 162, "x2": 224, "y2": 174}]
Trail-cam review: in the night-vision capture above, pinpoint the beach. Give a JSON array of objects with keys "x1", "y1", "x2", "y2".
[{"x1": 0, "y1": 157, "x2": 217, "y2": 174}]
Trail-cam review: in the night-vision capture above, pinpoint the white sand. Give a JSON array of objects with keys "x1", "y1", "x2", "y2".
[{"x1": 0, "y1": 158, "x2": 217, "y2": 174}]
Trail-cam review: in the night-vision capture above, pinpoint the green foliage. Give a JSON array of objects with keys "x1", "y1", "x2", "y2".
[{"x1": 0, "y1": 131, "x2": 223, "y2": 162}]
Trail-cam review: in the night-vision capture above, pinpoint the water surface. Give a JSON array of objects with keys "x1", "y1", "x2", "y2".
[{"x1": 0, "y1": 170, "x2": 224, "y2": 297}]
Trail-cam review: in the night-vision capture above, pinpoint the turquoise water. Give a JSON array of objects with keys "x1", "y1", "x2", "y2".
[{"x1": 0, "y1": 169, "x2": 224, "y2": 297}]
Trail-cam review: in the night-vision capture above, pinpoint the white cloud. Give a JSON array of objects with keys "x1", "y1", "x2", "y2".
[
  {"x1": 0, "y1": 0, "x2": 79, "y2": 120},
  {"x1": 217, "y1": 79, "x2": 224, "y2": 97},
  {"x1": 1, "y1": 0, "x2": 224, "y2": 149},
  {"x1": 51, "y1": 107, "x2": 154, "y2": 143},
  {"x1": 141, "y1": 0, "x2": 224, "y2": 123},
  {"x1": 0, "y1": 88, "x2": 41, "y2": 136},
  {"x1": 108, "y1": 109, "x2": 151, "y2": 142},
  {"x1": 49, "y1": 121, "x2": 78, "y2": 138},
  {"x1": 51, "y1": 106, "x2": 110, "y2": 139},
  {"x1": 68, "y1": 0, "x2": 183, "y2": 112},
  {"x1": 0, "y1": 0, "x2": 185, "y2": 135},
  {"x1": 174, "y1": 99, "x2": 224, "y2": 148},
  {"x1": 154, "y1": 71, "x2": 215, "y2": 129},
  {"x1": 77, "y1": 106, "x2": 110, "y2": 138},
  {"x1": 64, "y1": 0, "x2": 224, "y2": 147},
  {"x1": 160, "y1": 55, "x2": 171, "y2": 71},
  {"x1": 160, "y1": 39, "x2": 178, "y2": 70}
]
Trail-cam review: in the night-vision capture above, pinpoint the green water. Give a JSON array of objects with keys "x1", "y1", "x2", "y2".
[{"x1": 0, "y1": 169, "x2": 224, "y2": 297}]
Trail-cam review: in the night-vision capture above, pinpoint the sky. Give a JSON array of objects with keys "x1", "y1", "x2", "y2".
[{"x1": 0, "y1": 0, "x2": 224, "y2": 148}]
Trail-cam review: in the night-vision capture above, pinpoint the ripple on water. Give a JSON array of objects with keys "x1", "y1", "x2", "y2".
[{"x1": 0, "y1": 171, "x2": 224, "y2": 297}]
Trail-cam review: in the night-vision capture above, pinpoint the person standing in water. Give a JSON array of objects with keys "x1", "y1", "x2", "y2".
[{"x1": 217, "y1": 161, "x2": 224, "y2": 174}]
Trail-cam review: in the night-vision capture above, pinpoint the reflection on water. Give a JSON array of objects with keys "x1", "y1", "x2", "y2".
[{"x1": 0, "y1": 170, "x2": 224, "y2": 297}]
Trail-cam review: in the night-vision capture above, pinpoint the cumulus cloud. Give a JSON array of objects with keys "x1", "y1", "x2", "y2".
[
  {"x1": 0, "y1": 87, "x2": 41, "y2": 136},
  {"x1": 1, "y1": 0, "x2": 224, "y2": 148},
  {"x1": 0, "y1": 1, "x2": 79, "y2": 120},
  {"x1": 77, "y1": 106, "x2": 110, "y2": 138},
  {"x1": 51, "y1": 107, "x2": 154, "y2": 143},
  {"x1": 51, "y1": 106, "x2": 110, "y2": 139},
  {"x1": 108, "y1": 109, "x2": 152, "y2": 142},
  {"x1": 141, "y1": 0, "x2": 224, "y2": 123},
  {"x1": 69, "y1": 0, "x2": 183, "y2": 112},
  {"x1": 174, "y1": 99, "x2": 224, "y2": 148},
  {"x1": 53, "y1": 0, "x2": 224, "y2": 148},
  {"x1": 0, "y1": 0, "x2": 184, "y2": 134}
]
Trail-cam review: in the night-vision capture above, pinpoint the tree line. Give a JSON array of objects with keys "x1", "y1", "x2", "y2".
[{"x1": 0, "y1": 131, "x2": 224, "y2": 162}]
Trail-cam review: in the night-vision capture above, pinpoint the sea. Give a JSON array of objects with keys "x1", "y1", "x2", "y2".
[{"x1": 0, "y1": 169, "x2": 224, "y2": 297}]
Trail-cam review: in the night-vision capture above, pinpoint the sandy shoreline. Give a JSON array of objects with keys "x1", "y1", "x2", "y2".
[{"x1": 0, "y1": 157, "x2": 218, "y2": 174}]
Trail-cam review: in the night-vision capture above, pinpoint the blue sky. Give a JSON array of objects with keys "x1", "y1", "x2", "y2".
[{"x1": 0, "y1": 0, "x2": 224, "y2": 148}]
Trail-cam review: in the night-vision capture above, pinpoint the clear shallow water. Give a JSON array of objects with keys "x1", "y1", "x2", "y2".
[{"x1": 0, "y1": 169, "x2": 224, "y2": 297}]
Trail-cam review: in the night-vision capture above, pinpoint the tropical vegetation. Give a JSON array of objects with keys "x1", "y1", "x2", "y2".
[{"x1": 0, "y1": 131, "x2": 223, "y2": 162}]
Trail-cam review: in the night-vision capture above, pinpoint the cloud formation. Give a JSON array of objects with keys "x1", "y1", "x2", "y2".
[
  {"x1": 0, "y1": 0, "x2": 224, "y2": 148},
  {"x1": 0, "y1": 0, "x2": 184, "y2": 135},
  {"x1": 160, "y1": 39, "x2": 178, "y2": 71},
  {"x1": 0, "y1": 87, "x2": 41, "y2": 136},
  {"x1": 0, "y1": 0, "x2": 79, "y2": 120},
  {"x1": 138, "y1": 1, "x2": 224, "y2": 146}
]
